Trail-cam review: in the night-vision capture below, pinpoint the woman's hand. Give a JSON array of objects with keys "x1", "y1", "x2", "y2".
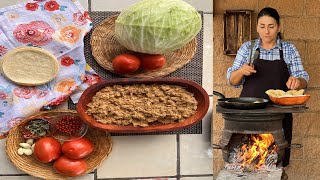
[
  {"x1": 229, "y1": 64, "x2": 256, "y2": 86},
  {"x1": 286, "y1": 76, "x2": 307, "y2": 89},
  {"x1": 238, "y1": 64, "x2": 257, "y2": 76}
]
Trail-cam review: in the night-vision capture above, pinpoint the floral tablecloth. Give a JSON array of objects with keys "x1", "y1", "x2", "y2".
[{"x1": 0, "y1": 0, "x2": 100, "y2": 138}]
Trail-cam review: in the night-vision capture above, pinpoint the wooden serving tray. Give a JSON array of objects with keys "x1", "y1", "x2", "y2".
[{"x1": 76, "y1": 78, "x2": 209, "y2": 133}]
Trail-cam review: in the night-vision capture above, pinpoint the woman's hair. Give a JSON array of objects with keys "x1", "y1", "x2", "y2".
[{"x1": 257, "y1": 7, "x2": 281, "y2": 39}]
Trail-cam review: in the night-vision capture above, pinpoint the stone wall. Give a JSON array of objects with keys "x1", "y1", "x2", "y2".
[{"x1": 212, "y1": 0, "x2": 320, "y2": 179}]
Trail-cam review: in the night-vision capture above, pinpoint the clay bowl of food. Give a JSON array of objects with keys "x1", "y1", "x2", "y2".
[
  {"x1": 266, "y1": 89, "x2": 310, "y2": 106},
  {"x1": 76, "y1": 78, "x2": 209, "y2": 133}
]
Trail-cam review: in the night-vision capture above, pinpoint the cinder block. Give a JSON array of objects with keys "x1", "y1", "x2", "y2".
[
  {"x1": 214, "y1": 0, "x2": 258, "y2": 15},
  {"x1": 221, "y1": 85, "x2": 242, "y2": 97},
  {"x1": 213, "y1": 149, "x2": 223, "y2": 158},
  {"x1": 303, "y1": 159, "x2": 320, "y2": 177},
  {"x1": 285, "y1": 160, "x2": 307, "y2": 179},
  {"x1": 213, "y1": 15, "x2": 224, "y2": 39},
  {"x1": 258, "y1": 0, "x2": 304, "y2": 16},
  {"x1": 212, "y1": 132, "x2": 222, "y2": 145},
  {"x1": 290, "y1": 136, "x2": 304, "y2": 160},
  {"x1": 304, "y1": 137, "x2": 320, "y2": 159},
  {"x1": 306, "y1": 41, "x2": 320, "y2": 65},
  {"x1": 304, "y1": 65, "x2": 320, "y2": 88},
  {"x1": 212, "y1": 113, "x2": 224, "y2": 134},
  {"x1": 213, "y1": 60, "x2": 233, "y2": 86},
  {"x1": 303, "y1": 113, "x2": 320, "y2": 136},
  {"x1": 292, "y1": 113, "x2": 315, "y2": 136},
  {"x1": 306, "y1": 0, "x2": 320, "y2": 16},
  {"x1": 213, "y1": 158, "x2": 225, "y2": 177},
  {"x1": 283, "y1": 17, "x2": 320, "y2": 40},
  {"x1": 303, "y1": 88, "x2": 320, "y2": 111}
]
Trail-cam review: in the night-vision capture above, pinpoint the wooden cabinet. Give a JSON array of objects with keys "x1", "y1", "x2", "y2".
[{"x1": 224, "y1": 10, "x2": 254, "y2": 56}]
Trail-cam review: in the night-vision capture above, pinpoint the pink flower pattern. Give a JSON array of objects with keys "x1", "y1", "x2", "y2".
[
  {"x1": 0, "y1": 45, "x2": 8, "y2": 56},
  {"x1": 0, "y1": 91, "x2": 7, "y2": 100},
  {"x1": 46, "y1": 95, "x2": 68, "y2": 106},
  {"x1": 0, "y1": 0, "x2": 94, "y2": 138},
  {"x1": 7, "y1": 117, "x2": 23, "y2": 128},
  {"x1": 13, "y1": 21, "x2": 55, "y2": 46},
  {"x1": 84, "y1": 74, "x2": 101, "y2": 86},
  {"x1": 73, "y1": 11, "x2": 91, "y2": 26},
  {"x1": 13, "y1": 87, "x2": 37, "y2": 99},
  {"x1": 36, "y1": 90, "x2": 50, "y2": 98}
]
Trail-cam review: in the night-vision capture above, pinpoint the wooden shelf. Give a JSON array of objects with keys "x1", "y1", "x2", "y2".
[{"x1": 224, "y1": 10, "x2": 254, "y2": 56}]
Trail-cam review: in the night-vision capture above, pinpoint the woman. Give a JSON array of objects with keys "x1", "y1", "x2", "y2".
[{"x1": 226, "y1": 7, "x2": 309, "y2": 167}]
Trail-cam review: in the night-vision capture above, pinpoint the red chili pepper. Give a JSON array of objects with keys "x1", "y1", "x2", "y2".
[{"x1": 55, "y1": 116, "x2": 82, "y2": 134}]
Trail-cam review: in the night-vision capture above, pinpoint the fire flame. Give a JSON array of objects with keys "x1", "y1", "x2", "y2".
[{"x1": 241, "y1": 134, "x2": 277, "y2": 169}]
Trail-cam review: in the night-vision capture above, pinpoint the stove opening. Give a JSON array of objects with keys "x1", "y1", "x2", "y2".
[{"x1": 224, "y1": 133, "x2": 280, "y2": 172}]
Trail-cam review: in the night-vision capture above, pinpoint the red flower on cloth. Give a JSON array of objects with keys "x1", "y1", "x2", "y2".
[
  {"x1": 44, "y1": 1, "x2": 60, "y2": 11},
  {"x1": 61, "y1": 56, "x2": 74, "y2": 66},
  {"x1": 0, "y1": 45, "x2": 8, "y2": 56},
  {"x1": 13, "y1": 87, "x2": 37, "y2": 99},
  {"x1": 73, "y1": 11, "x2": 91, "y2": 26},
  {"x1": 13, "y1": 21, "x2": 55, "y2": 46},
  {"x1": 0, "y1": 91, "x2": 7, "y2": 100},
  {"x1": 84, "y1": 11, "x2": 92, "y2": 21},
  {"x1": 84, "y1": 74, "x2": 101, "y2": 86},
  {"x1": 25, "y1": 3, "x2": 39, "y2": 11}
]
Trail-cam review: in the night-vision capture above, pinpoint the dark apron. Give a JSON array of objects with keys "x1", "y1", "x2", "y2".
[{"x1": 240, "y1": 47, "x2": 292, "y2": 167}]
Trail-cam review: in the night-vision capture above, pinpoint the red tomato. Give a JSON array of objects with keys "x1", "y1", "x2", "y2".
[
  {"x1": 62, "y1": 137, "x2": 94, "y2": 159},
  {"x1": 141, "y1": 54, "x2": 166, "y2": 71},
  {"x1": 33, "y1": 137, "x2": 61, "y2": 163},
  {"x1": 112, "y1": 54, "x2": 141, "y2": 74},
  {"x1": 53, "y1": 155, "x2": 88, "y2": 177}
]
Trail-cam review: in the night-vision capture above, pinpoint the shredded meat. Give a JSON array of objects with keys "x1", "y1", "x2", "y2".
[{"x1": 86, "y1": 84, "x2": 198, "y2": 127}]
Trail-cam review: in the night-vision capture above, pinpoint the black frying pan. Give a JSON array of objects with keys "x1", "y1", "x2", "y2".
[{"x1": 213, "y1": 91, "x2": 269, "y2": 110}]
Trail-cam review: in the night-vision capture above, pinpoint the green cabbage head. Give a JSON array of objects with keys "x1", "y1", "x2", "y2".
[{"x1": 115, "y1": 0, "x2": 201, "y2": 54}]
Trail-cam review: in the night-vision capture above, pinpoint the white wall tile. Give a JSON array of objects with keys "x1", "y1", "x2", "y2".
[
  {"x1": 0, "y1": 0, "x2": 26, "y2": 8},
  {"x1": 202, "y1": 14, "x2": 214, "y2": 96},
  {"x1": 136, "y1": 178, "x2": 177, "y2": 180},
  {"x1": 97, "y1": 135, "x2": 177, "y2": 178},
  {"x1": 179, "y1": 97, "x2": 213, "y2": 175},
  {"x1": 0, "y1": 139, "x2": 26, "y2": 175},
  {"x1": 77, "y1": 0, "x2": 89, "y2": 10},
  {"x1": 181, "y1": 177, "x2": 213, "y2": 180},
  {"x1": 183, "y1": 0, "x2": 213, "y2": 13},
  {"x1": 92, "y1": 0, "x2": 213, "y2": 12},
  {"x1": 179, "y1": 134, "x2": 213, "y2": 175}
]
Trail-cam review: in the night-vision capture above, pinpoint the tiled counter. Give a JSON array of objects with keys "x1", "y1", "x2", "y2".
[{"x1": 0, "y1": 0, "x2": 213, "y2": 179}]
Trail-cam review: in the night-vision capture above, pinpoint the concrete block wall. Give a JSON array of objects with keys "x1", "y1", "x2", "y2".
[{"x1": 212, "y1": 0, "x2": 320, "y2": 179}]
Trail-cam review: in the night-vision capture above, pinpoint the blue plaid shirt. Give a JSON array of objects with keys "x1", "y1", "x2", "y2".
[{"x1": 227, "y1": 38, "x2": 309, "y2": 87}]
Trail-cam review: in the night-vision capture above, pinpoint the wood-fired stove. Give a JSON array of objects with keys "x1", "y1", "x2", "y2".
[{"x1": 214, "y1": 104, "x2": 307, "y2": 179}]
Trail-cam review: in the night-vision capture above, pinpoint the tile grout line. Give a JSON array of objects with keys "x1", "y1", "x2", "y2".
[
  {"x1": 177, "y1": 134, "x2": 181, "y2": 180},
  {"x1": 88, "y1": 0, "x2": 92, "y2": 12}
]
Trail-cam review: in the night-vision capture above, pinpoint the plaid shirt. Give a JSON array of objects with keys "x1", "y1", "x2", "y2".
[{"x1": 227, "y1": 38, "x2": 309, "y2": 87}]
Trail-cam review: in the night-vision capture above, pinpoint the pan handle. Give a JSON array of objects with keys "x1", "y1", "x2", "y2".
[
  {"x1": 213, "y1": 91, "x2": 226, "y2": 99},
  {"x1": 287, "y1": 143, "x2": 303, "y2": 149}
]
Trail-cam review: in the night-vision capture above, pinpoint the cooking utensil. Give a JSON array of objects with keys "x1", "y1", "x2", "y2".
[
  {"x1": 213, "y1": 90, "x2": 268, "y2": 110},
  {"x1": 250, "y1": 50, "x2": 259, "y2": 66}
]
